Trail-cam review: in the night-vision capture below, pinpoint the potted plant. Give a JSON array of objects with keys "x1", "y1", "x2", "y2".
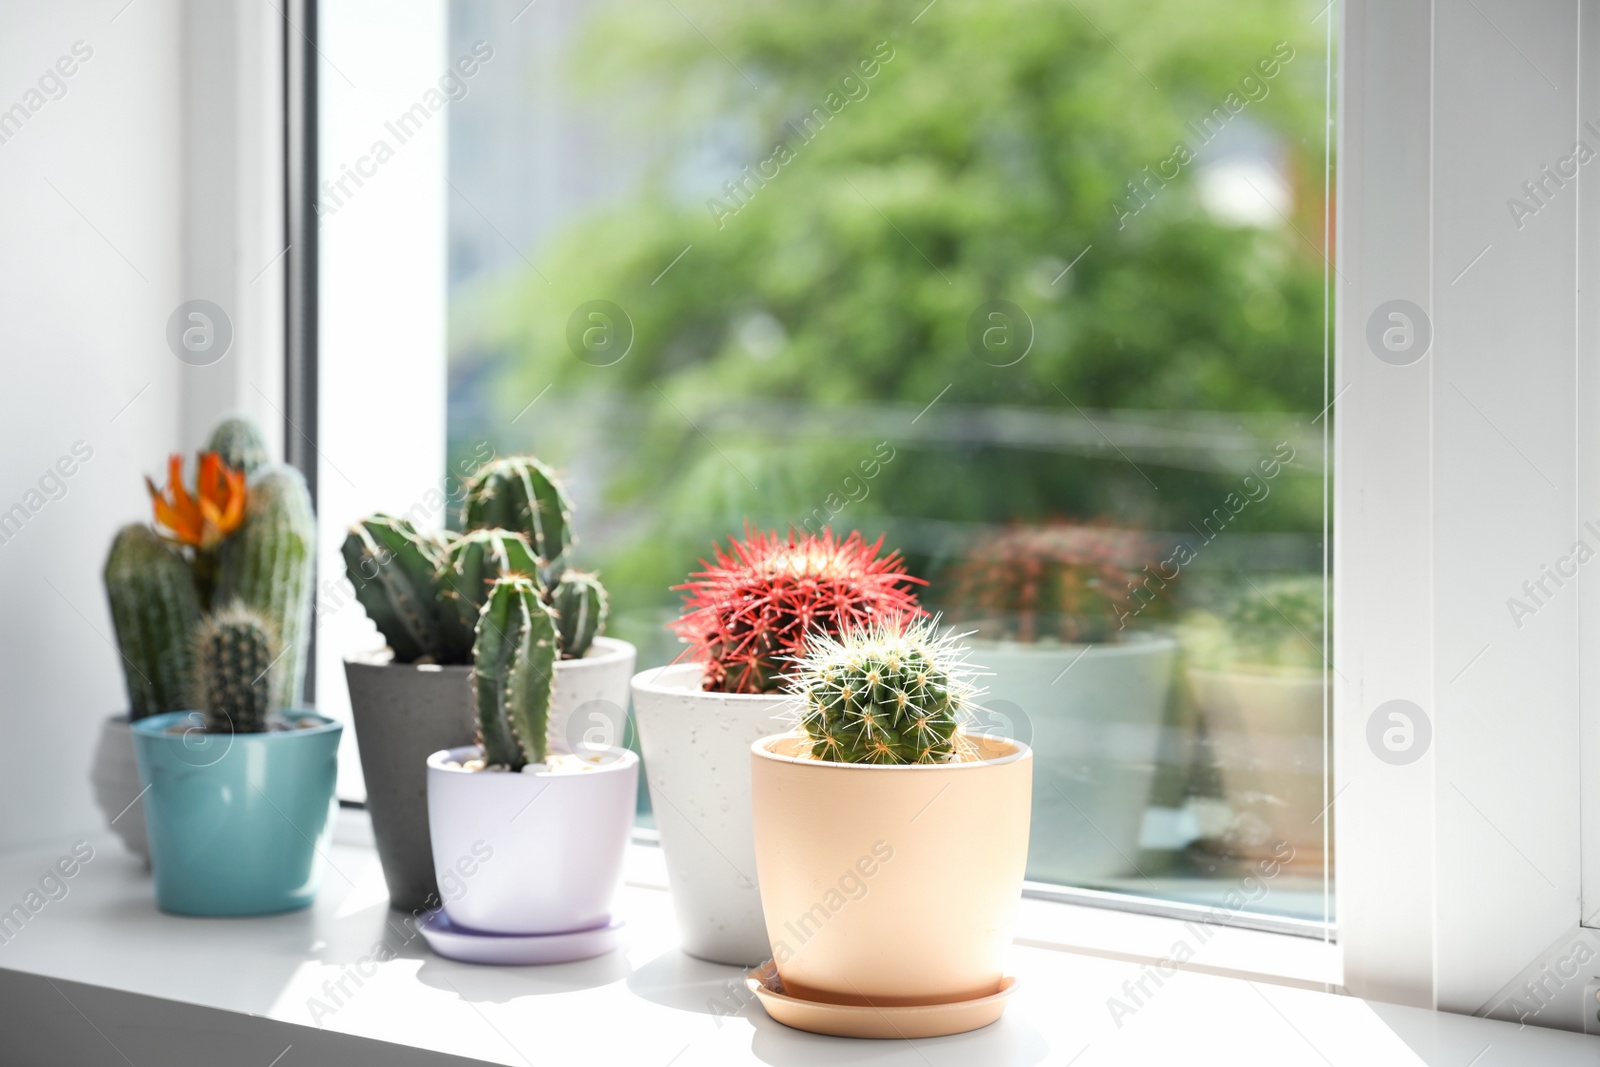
[
  {"x1": 132, "y1": 607, "x2": 341, "y2": 916},
  {"x1": 748, "y1": 619, "x2": 1031, "y2": 1039},
  {"x1": 425, "y1": 575, "x2": 637, "y2": 956},
  {"x1": 92, "y1": 415, "x2": 312, "y2": 863},
  {"x1": 1181, "y1": 574, "x2": 1328, "y2": 869},
  {"x1": 938, "y1": 521, "x2": 1179, "y2": 885},
  {"x1": 631, "y1": 526, "x2": 923, "y2": 965},
  {"x1": 341, "y1": 456, "x2": 635, "y2": 913}
]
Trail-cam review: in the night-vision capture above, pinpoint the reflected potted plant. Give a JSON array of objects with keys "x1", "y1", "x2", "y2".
[
  {"x1": 938, "y1": 521, "x2": 1179, "y2": 885},
  {"x1": 1181, "y1": 574, "x2": 1328, "y2": 869},
  {"x1": 425, "y1": 576, "x2": 637, "y2": 954},
  {"x1": 748, "y1": 619, "x2": 1031, "y2": 1039},
  {"x1": 631, "y1": 526, "x2": 923, "y2": 965},
  {"x1": 342, "y1": 456, "x2": 635, "y2": 913},
  {"x1": 94, "y1": 415, "x2": 313, "y2": 864}
]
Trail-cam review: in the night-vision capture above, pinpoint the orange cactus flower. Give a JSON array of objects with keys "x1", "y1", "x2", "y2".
[{"x1": 146, "y1": 452, "x2": 248, "y2": 549}]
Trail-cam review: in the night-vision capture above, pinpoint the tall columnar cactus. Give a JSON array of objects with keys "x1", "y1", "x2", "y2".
[
  {"x1": 462, "y1": 457, "x2": 574, "y2": 581},
  {"x1": 551, "y1": 570, "x2": 607, "y2": 660},
  {"x1": 673, "y1": 527, "x2": 924, "y2": 694},
  {"x1": 473, "y1": 577, "x2": 559, "y2": 770},
  {"x1": 104, "y1": 524, "x2": 203, "y2": 720},
  {"x1": 789, "y1": 619, "x2": 978, "y2": 765},
  {"x1": 214, "y1": 465, "x2": 315, "y2": 709},
  {"x1": 439, "y1": 529, "x2": 541, "y2": 661},
  {"x1": 341, "y1": 515, "x2": 451, "y2": 664},
  {"x1": 204, "y1": 415, "x2": 270, "y2": 477},
  {"x1": 190, "y1": 605, "x2": 278, "y2": 734}
]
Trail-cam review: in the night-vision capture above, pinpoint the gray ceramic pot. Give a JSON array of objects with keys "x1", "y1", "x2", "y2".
[{"x1": 344, "y1": 654, "x2": 476, "y2": 913}]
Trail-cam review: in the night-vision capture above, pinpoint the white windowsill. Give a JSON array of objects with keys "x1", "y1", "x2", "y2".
[{"x1": 0, "y1": 810, "x2": 1593, "y2": 1065}]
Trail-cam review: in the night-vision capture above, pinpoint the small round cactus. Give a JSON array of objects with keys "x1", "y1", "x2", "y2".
[
  {"x1": 673, "y1": 526, "x2": 925, "y2": 695},
  {"x1": 191, "y1": 605, "x2": 279, "y2": 734},
  {"x1": 551, "y1": 570, "x2": 608, "y2": 659},
  {"x1": 789, "y1": 619, "x2": 980, "y2": 765}
]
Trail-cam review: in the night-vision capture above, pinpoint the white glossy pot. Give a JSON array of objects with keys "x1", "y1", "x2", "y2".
[
  {"x1": 546, "y1": 636, "x2": 637, "y2": 751},
  {"x1": 974, "y1": 634, "x2": 1178, "y2": 884},
  {"x1": 631, "y1": 663, "x2": 794, "y2": 965},
  {"x1": 427, "y1": 743, "x2": 639, "y2": 935},
  {"x1": 90, "y1": 714, "x2": 150, "y2": 865}
]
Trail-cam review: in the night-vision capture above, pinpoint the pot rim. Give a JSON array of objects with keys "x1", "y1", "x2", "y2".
[
  {"x1": 751, "y1": 732, "x2": 1031, "y2": 771},
  {"x1": 427, "y1": 742, "x2": 640, "y2": 778},
  {"x1": 345, "y1": 635, "x2": 637, "y2": 673},
  {"x1": 130, "y1": 709, "x2": 342, "y2": 741},
  {"x1": 631, "y1": 660, "x2": 796, "y2": 704}
]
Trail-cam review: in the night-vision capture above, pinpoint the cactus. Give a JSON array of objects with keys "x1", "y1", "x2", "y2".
[
  {"x1": 551, "y1": 570, "x2": 607, "y2": 659},
  {"x1": 341, "y1": 515, "x2": 452, "y2": 664},
  {"x1": 672, "y1": 526, "x2": 925, "y2": 694},
  {"x1": 942, "y1": 521, "x2": 1172, "y2": 644},
  {"x1": 789, "y1": 618, "x2": 978, "y2": 765},
  {"x1": 104, "y1": 524, "x2": 203, "y2": 720},
  {"x1": 473, "y1": 576, "x2": 559, "y2": 770},
  {"x1": 190, "y1": 605, "x2": 278, "y2": 734},
  {"x1": 461, "y1": 457, "x2": 574, "y2": 582},
  {"x1": 214, "y1": 465, "x2": 315, "y2": 708},
  {"x1": 204, "y1": 415, "x2": 270, "y2": 477},
  {"x1": 438, "y1": 529, "x2": 541, "y2": 661}
]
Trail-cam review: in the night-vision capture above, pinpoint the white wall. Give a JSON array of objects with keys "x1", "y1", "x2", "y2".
[
  {"x1": 0, "y1": 1, "x2": 183, "y2": 850},
  {"x1": 0, "y1": 0, "x2": 283, "y2": 852}
]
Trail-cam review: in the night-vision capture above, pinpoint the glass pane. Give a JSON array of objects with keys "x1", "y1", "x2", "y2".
[{"x1": 445, "y1": 0, "x2": 1333, "y2": 923}]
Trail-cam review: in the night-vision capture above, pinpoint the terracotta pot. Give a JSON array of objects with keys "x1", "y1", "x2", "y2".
[
  {"x1": 631, "y1": 663, "x2": 792, "y2": 965},
  {"x1": 427, "y1": 743, "x2": 638, "y2": 935},
  {"x1": 750, "y1": 733, "x2": 1032, "y2": 1009},
  {"x1": 1187, "y1": 666, "x2": 1330, "y2": 870}
]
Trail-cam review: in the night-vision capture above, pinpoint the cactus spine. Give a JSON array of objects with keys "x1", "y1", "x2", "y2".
[
  {"x1": 473, "y1": 577, "x2": 559, "y2": 770},
  {"x1": 462, "y1": 457, "x2": 574, "y2": 582},
  {"x1": 439, "y1": 529, "x2": 540, "y2": 661},
  {"x1": 104, "y1": 524, "x2": 203, "y2": 720},
  {"x1": 191, "y1": 605, "x2": 278, "y2": 734},
  {"x1": 214, "y1": 465, "x2": 315, "y2": 709},
  {"x1": 204, "y1": 415, "x2": 270, "y2": 477},
  {"x1": 551, "y1": 570, "x2": 607, "y2": 659},
  {"x1": 790, "y1": 619, "x2": 977, "y2": 765}
]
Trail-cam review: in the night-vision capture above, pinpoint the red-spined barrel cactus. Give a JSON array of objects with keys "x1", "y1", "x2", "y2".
[
  {"x1": 789, "y1": 617, "x2": 979, "y2": 765},
  {"x1": 672, "y1": 527, "x2": 924, "y2": 695}
]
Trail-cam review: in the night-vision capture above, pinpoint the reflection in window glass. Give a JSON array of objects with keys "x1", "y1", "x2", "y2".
[{"x1": 446, "y1": 0, "x2": 1333, "y2": 923}]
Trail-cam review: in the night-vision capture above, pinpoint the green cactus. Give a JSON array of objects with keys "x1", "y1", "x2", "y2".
[
  {"x1": 473, "y1": 576, "x2": 559, "y2": 770},
  {"x1": 190, "y1": 605, "x2": 278, "y2": 734},
  {"x1": 214, "y1": 465, "x2": 315, "y2": 709},
  {"x1": 103, "y1": 524, "x2": 203, "y2": 720},
  {"x1": 204, "y1": 415, "x2": 270, "y2": 476},
  {"x1": 341, "y1": 515, "x2": 451, "y2": 664},
  {"x1": 790, "y1": 619, "x2": 978, "y2": 765},
  {"x1": 461, "y1": 457, "x2": 574, "y2": 582},
  {"x1": 438, "y1": 529, "x2": 540, "y2": 662},
  {"x1": 551, "y1": 570, "x2": 608, "y2": 659}
]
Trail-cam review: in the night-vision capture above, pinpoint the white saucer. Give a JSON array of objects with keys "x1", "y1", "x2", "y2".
[{"x1": 419, "y1": 910, "x2": 625, "y2": 965}]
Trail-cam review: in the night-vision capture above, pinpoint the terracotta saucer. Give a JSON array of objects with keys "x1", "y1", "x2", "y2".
[
  {"x1": 419, "y1": 910, "x2": 625, "y2": 965},
  {"x1": 745, "y1": 961, "x2": 1017, "y2": 1039}
]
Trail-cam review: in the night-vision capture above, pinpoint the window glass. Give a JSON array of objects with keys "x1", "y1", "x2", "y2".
[{"x1": 444, "y1": 0, "x2": 1333, "y2": 922}]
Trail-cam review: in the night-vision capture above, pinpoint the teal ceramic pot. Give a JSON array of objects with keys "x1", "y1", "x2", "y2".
[{"x1": 131, "y1": 711, "x2": 342, "y2": 917}]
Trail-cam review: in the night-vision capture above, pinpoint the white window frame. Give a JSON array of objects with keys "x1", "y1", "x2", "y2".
[{"x1": 296, "y1": 0, "x2": 1600, "y2": 1032}]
